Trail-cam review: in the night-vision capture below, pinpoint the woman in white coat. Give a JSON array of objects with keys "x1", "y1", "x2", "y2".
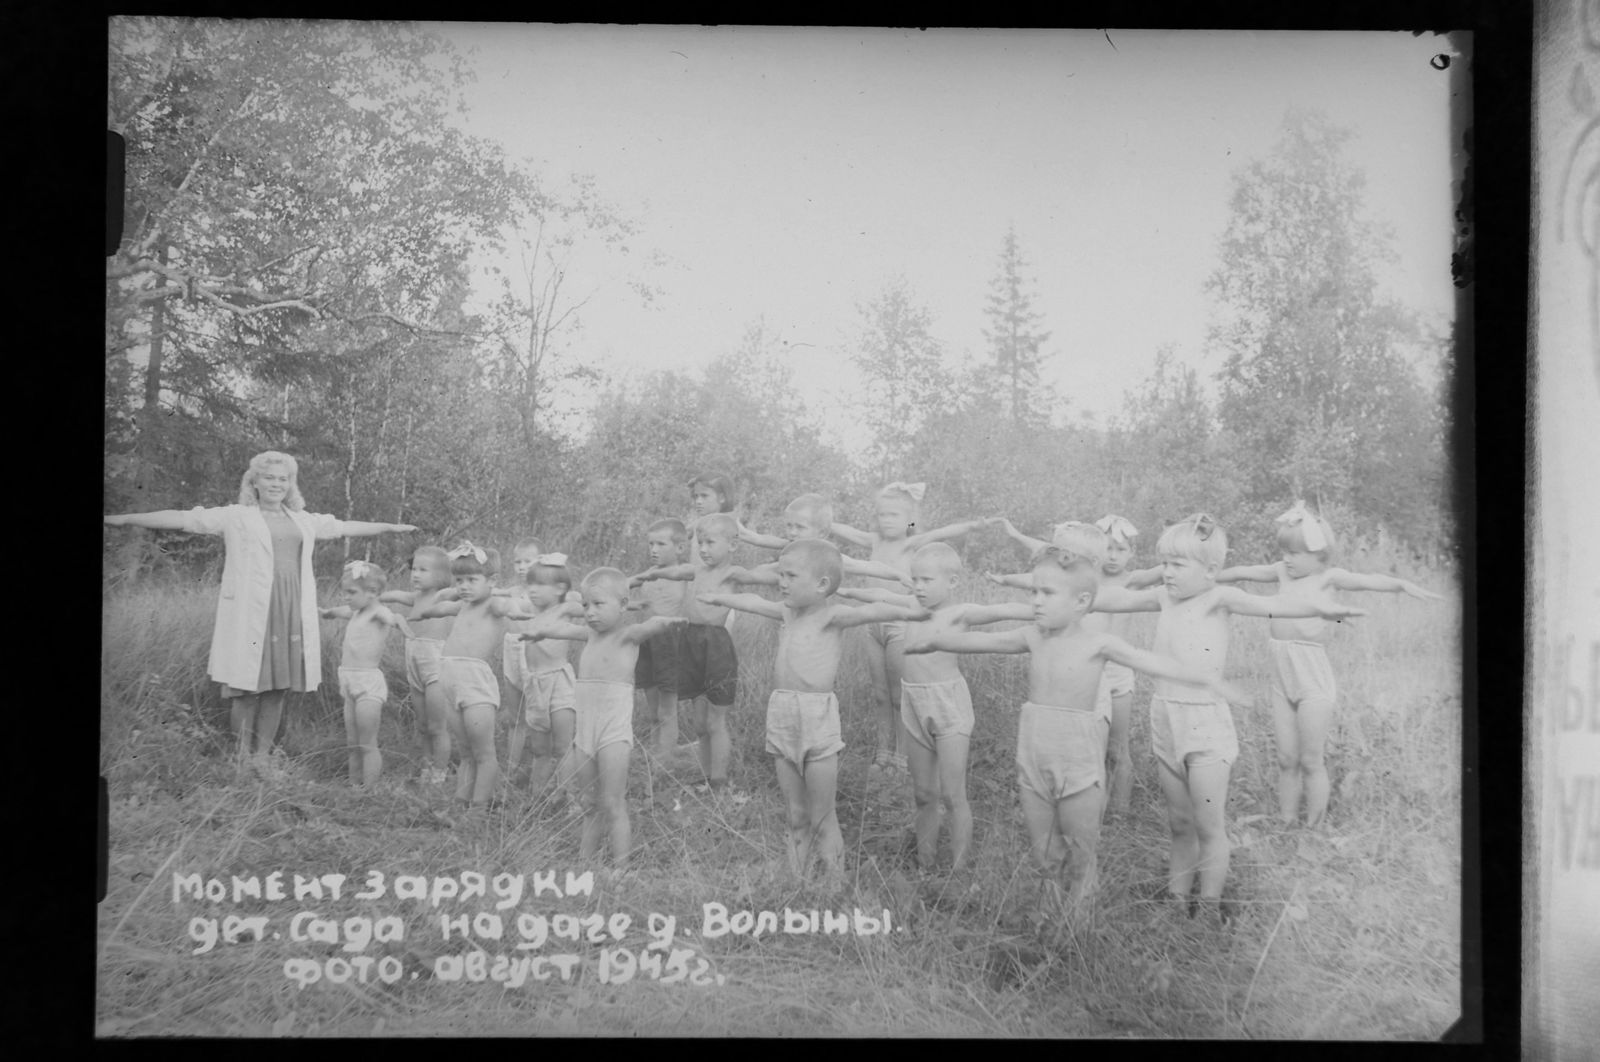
[{"x1": 105, "y1": 451, "x2": 415, "y2": 768}]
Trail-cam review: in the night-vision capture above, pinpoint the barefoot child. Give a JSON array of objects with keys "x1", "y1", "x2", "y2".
[
  {"x1": 508, "y1": 554, "x2": 584, "y2": 803},
  {"x1": 699, "y1": 539, "x2": 930, "y2": 880},
  {"x1": 499, "y1": 539, "x2": 545, "y2": 755},
  {"x1": 906, "y1": 542, "x2": 1253, "y2": 917},
  {"x1": 416, "y1": 543, "x2": 538, "y2": 807},
  {"x1": 836, "y1": 542, "x2": 1023, "y2": 873},
  {"x1": 319, "y1": 561, "x2": 411, "y2": 787},
  {"x1": 521, "y1": 568, "x2": 686, "y2": 866},
  {"x1": 633, "y1": 519, "x2": 691, "y2": 760},
  {"x1": 1215, "y1": 501, "x2": 1445, "y2": 828},
  {"x1": 380, "y1": 546, "x2": 454, "y2": 783},
  {"x1": 829, "y1": 482, "x2": 994, "y2": 782},
  {"x1": 1089, "y1": 514, "x2": 1368, "y2": 922},
  {"x1": 632, "y1": 512, "x2": 768, "y2": 792},
  {"x1": 1091, "y1": 515, "x2": 1143, "y2": 816}
]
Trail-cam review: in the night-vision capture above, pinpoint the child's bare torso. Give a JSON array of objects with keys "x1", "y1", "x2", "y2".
[
  {"x1": 576, "y1": 629, "x2": 641, "y2": 684},
  {"x1": 901, "y1": 605, "x2": 968, "y2": 684},
  {"x1": 637, "y1": 577, "x2": 687, "y2": 618},
  {"x1": 1270, "y1": 565, "x2": 1335, "y2": 642},
  {"x1": 526, "y1": 604, "x2": 572, "y2": 671},
  {"x1": 684, "y1": 562, "x2": 738, "y2": 625},
  {"x1": 405, "y1": 589, "x2": 453, "y2": 640},
  {"x1": 1151, "y1": 588, "x2": 1230, "y2": 698},
  {"x1": 339, "y1": 607, "x2": 393, "y2": 669},
  {"x1": 441, "y1": 601, "x2": 508, "y2": 660},
  {"x1": 866, "y1": 535, "x2": 916, "y2": 581},
  {"x1": 775, "y1": 604, "x2": 845, "y2": 692},
  {"x1": 1023, "y1": 623, "x2": 1113, "y2": 709}
]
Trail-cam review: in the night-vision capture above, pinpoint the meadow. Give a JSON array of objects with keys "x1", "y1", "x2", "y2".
[{"x1": 96, "y1": 557, "x2": 1461, "y2": 1039}]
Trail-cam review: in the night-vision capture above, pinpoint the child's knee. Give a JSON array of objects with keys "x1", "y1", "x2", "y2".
[
  {"x1": 786, "y1": 804, "x2": 812, "y2": 833},
  {"x1": 1298, "y1": 749, "x2": 1326, "y2": 773}
]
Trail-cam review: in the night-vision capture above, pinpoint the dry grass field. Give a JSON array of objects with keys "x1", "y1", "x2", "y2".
[{"x1": 97, "y1": 558, "x2": 1461, "y2": 1038}]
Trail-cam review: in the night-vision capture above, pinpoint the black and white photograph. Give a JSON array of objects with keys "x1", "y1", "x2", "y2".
[{"x1": 100, "y1": 22, "x2": 1468, "y2": 1039}]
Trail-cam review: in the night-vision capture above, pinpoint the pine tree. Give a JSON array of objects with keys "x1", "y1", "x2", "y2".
[{"x1": 982, "y1": 225, "x2": 1053, "y2": 426}]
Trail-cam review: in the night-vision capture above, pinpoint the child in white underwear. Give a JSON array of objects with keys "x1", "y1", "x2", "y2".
[
  {"x1": 1090, "y1": 514, "x2": 1367, "y2": 923},
  {"x1": 1214, "y1": 501, "x2": 1444, "y2": 828},
  {"x1": 416, "y1": 543, "x2": 538, "y2": 807},
  {"x1": 700, "y1": 539, "x2": 928, "y2": 881},
  {"x1": 507, "y1": 554, "x2": 584, "y2": 804},
  {"x1": 906, "y1": 539, "x2": 1250, "y2": 920},
  {"x1": 522, "y1": 568, "x2": 685, "y2": 866},
  {"x1": 828, "y1": 482, "x2": 996, "y2": 781},
  {"x1": 380, "y1": 545, "x2": 455, "y2": 783},
  {"x1": 319, "y1": 561, "x2": 411, "y2": 787},
  {"x1": 838, "y1": 542, "x2": 1022, "y2": 874}
]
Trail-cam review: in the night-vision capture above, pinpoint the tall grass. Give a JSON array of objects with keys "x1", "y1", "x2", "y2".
[{"x1": 98, "y1": 557, "x2": 1461, "y2": 1038}]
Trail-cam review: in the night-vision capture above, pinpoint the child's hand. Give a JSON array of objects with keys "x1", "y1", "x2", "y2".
[
  {"x1": 518, "y1": 631, "x2": 544, "y2": 642},
  {"x1": 983, "y1": 571, "x2": 1006, "y2": 585},
  {"x1": 624, "y1": 599, "x2": 648, "y2": 612},
  {"x1": 984, "y1": 516, "x2": 1007, "y2": 528},
  {"x1": 1406, "y1": 583, "x2": 1444, "y2": 601},
  {"x1": 1317, "y1": 600, "x2": 1368, "y2": 621},
  {"x1": 902, "y1": 637, "x2": 934, "y2": 655},
  {"x1": 836, "y1": 587, "x2": 866, "y2": 600},
  {"x1": 906, "y1": 605, "x2": 934, "y2": 623}
]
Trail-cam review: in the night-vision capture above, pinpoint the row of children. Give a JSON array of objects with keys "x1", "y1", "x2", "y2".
[{"x1": 322, "y1": 478, "x2": 1441, "y2": 916}]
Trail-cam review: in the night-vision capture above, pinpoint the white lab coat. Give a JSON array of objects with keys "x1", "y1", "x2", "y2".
[{"x1": 178, "y1": 505, "x2": 350, "y2": 692}]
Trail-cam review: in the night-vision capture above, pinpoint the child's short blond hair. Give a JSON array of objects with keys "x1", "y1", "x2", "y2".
[
  {"x1": 648, "y1": 518, "x2": 688, "y2": 546},
  {"x1": 581, "y1": 567, "x2": 630, "y2": 600},
  {"x1": 1030, "y1": 545, "x2": 1100, "y2": 602},
  {"x1": 340, "y1": 560, "x2": 386, "y2": 594},
  {"x1": 1050, "y1": 521, "x2": 1108, "y2": 568},
  {"x1": 785, "y1": 493, "x2": 834, "y2": 534},
  {"x1": 1156, "y1": 513, "x2": 1228, "y2": 568},
  {"x1": 912, "y1": 540, "x2": 962, "y2": 575},
  {"x1": 696, "y1": 512, "x2": 739, "y2": 540},
  {"x1": 781, "y1": 538, "x2": 843, "y2": 595}
]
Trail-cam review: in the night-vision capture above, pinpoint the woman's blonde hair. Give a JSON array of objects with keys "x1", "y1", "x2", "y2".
[{"x1": 238, "y1": 451, "x2": 306, "y2": 510}]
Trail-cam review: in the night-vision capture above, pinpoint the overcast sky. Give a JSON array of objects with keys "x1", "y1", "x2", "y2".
[{"x1": 440, "y1": 25, "x2": 1462, "y2": 447}]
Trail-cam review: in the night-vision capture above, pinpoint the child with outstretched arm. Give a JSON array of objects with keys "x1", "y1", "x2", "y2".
[
  {"x1": 1215, "y1": 501, "x2": 1444, "y2": 828},
  {"x1": 379, "y1": 545, "x2": 455, "y2": 783},
  {"x1": 509, "y1": 554, "x2": 584, "y2": 806},
  {"x1": 836, "y1": 541, "x2": 1022, "y2": 874},
  {"x1": 415, "y1": 543, "x2": 538, "y2": 808},
  {"x1": 735, "y1": 492, "x2": 913, "y2": 584},
  {"x1": 700, "y1": 539, "x2": 930, "y2": 882},
  {"x1": 906, "y1": 542, "x2": 1252, "y2": 921},
  {"x1": 829, "y1": 481, "x2": 996, "y2": 781},
  {"x1": 319, "y1": 560, "x2": 413, "y2": 787},
  {"x1": 1088, "y1": 514, "x2": 1367, "y2": 925},
  {"x1": 521, "y1": 569, "x2": 686, "y2": 867},
  {"x1": 632, "y1": 519, "x2": 691, "y2": 761}
]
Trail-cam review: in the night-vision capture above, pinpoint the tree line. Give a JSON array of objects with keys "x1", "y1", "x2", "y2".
[{"x1": 105, "y1": 21, "x2": 1450, "y2": 584}]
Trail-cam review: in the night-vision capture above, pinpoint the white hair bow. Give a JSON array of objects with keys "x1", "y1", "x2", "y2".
[
  {"x1": 1275, "y1": 501, "x2": 1328, "y2": 551},
  {"x1": 448, "y1": 541, "x2": 487, "y2": 563},
  {"x1": 536, "y1": 553, "x2": 568, "y2": 567},
  {"x1": 343, "y1": 560, "x2": 376, "y2": 579},
  {"x1": 1095, "y1": 515, "x2": 1139, "y2": 545},
  {"x1": 883, "y1": 481, "x2": 927, "y2": 502}
]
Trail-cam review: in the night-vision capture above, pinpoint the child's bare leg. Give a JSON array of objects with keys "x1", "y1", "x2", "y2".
[
  {"x1": 1270, "y1": 687, "x2": 1303, "y2": 824},
  {"x1": 1296, "y1": 695, "x2": 1337, "y2": 828},
  {"x1": 1186, "y1": 760, "x2": 1232, "y2": 900},
  {"x1": 1018, "y1": 786, "x2": 1063, "y2": 876},
  {"x1": 935, "y1": 734, "x2": 973, "y2": 871},
  {"x1": 506, "y1": 712, "x2": 530, "y2": 787},
  {"x1": 863, "y1": 642, "x2": 894, "y2": 770},
  {"x1": 1107, "y1": 692, "x2": 1134, "y2": 816},
  {"x1": 806, "y1": 755, "x2": 844, "y2": 872},
  {"x1": 595, "y1": 743, "x2": 633, "y2": 865},
  {"x1": 352, "y1": 695, "x2": 383, "y2": 786},
  {"x1": 422, "y1": 683, "x2": 451, "y2": 770},
  {"x1": 653, "y1": 688, "x2": 680, "y2": 757},
  {"x1": 1055, "y1": 788, "x2": 1104, "y2": 904},
  {"x1": 907, "y1": 738, "x2": 941, "y2": 869},
  {"x1": 703, "y1": 702, "x2": 731, "y2": 786},
  {"x1": 774, "y1": 756, "x2": 811, "y2": 875},
  {"x1": 343, "y1": 695, "x2": 362, "y2": 785},
  {"x1": 445, "y1": 707, "x2": 473, "y2": 801},
  {"x1": 549, "y1": 708, "x2": 578, "y2": 800},
  {"x1": 460, "y1": 703, "x2": 500, "y2": 806},
  {"x1": 884, "y1": 637, "x2": 908, "y2": 769},
  {"x1": 1155, "y1": 760, "x2": 1200, "y2": 899},
  {"x1": 576, "y1": 753, "x2": 602, "y2": 860},
  {"x1": 527, "y1": 728, "x2": 556, "y2": 798}
]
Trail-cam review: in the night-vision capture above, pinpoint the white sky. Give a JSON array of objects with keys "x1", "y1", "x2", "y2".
[{"x1": 440, "y1": 26, "x2": 1463, "y2": 445}]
